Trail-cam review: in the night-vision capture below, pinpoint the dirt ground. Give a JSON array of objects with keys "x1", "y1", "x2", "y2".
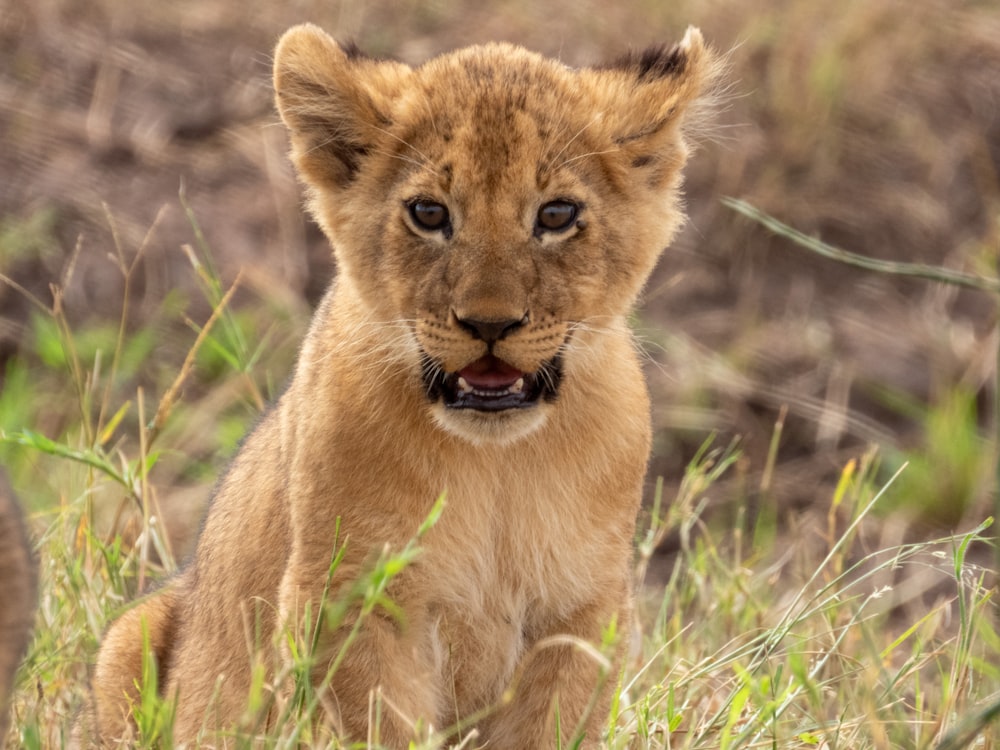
[{"x1": 2, "y1": 0, "x2": 999, "y2": 552}]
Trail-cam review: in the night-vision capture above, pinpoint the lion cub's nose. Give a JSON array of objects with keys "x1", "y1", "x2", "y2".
[{"x1": 456, "y1": 315, "x2": 527, "y2": 344}]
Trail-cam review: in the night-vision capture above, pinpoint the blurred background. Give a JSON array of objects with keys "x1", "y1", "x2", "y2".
[{"x1": 1, "y1": 0, "x2": 998, "y2": 561}]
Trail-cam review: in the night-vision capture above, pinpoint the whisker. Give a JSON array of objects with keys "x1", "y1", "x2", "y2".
[
  {"x1": 310, "y1": 317, "x2": 421, "y2": 370},
  {"x1": 549, "y1": 111, "x2": 605, "y2": 170},
  {"x1": 555, "y1": 148, "x2": 620, "y2": 171},
  {"x1": 419, "y1": 86, "x2": 442, "y2": 144},
  {"x1": 370, "y1": 148, "x2": 434, "y2": 173},
  {"x1": 368, "y1": 125, "x2": 439, "y2": 177}
]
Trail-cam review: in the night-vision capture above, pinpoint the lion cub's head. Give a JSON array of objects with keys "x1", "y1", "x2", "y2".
[{"x1": 274, "y1": 26, "x2": 716, "y2": 444}]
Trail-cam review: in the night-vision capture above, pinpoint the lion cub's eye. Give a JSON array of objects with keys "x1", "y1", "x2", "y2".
[
  {"x1": 536, "y1": 201, "x2": 580, "y2": 233},
  {"x1": 408, "y1": 200, "x2": 451, "y2": 233}
]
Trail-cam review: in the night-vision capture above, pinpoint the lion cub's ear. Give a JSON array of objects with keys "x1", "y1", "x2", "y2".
[
  {"x1": 585, "y1": 28, "x2": 718, "y2": 186},
  {"x1": 274, "y1": 24, "x2": 410, "y2": 189}
]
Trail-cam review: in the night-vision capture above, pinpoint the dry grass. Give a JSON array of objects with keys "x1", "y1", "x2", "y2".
[{"x1": 1, "y1": 0, "x2": 1000, "y2": 746}]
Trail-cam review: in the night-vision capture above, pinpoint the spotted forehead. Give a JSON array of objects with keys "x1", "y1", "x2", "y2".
[{"x1": 393, "y1": 45, "x2": 597, "y2": 182}]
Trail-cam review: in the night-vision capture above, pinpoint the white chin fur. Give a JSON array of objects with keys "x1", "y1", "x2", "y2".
[{"x1": 430, "y1": 403, "x2": 549, "y2": 446}]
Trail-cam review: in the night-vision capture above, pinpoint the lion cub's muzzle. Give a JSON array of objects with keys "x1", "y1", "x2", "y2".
[
  {"x1": 422, "y1": 352, "x2": 563, "y2": 411},
  {"x1": 421, "y1": 313, "x2": 565, "y2": 412}
]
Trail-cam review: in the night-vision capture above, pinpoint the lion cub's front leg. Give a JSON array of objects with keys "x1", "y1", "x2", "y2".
[
  {"x1": 480, "y1": 597, "x2": 626, "y2": 749},
  {"x1": 280, "y1": 566, "x2": 445, "y2": 746}
]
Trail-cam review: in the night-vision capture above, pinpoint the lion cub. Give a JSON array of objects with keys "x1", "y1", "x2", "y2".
[{"x1": 88, "y1": 25, "x2": 716, "y2": 748}]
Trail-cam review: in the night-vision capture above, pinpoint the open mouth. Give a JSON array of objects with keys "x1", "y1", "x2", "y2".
[{"x1": 422, "y1": 353, "x2": 563, "y2": 411}]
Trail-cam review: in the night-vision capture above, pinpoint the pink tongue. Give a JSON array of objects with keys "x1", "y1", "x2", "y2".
[{"x1": 459, "y1": 355, "x2": 524, "y2": 390}]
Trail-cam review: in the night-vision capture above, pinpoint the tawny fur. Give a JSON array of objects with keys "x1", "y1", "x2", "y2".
[
  {"x1": 86, "y1": 25, "x2": 717, "y2": 748},
  {"x1": 0, "y1": 475, "x2": 37, "y2": 742}
]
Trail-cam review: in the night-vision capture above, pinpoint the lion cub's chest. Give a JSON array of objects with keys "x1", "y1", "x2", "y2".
[
  {"x1": 418, "y1": 462, "x2": 613, "y2": 706},
  {"x1": 428, "y1": 459, "x2": 605, "y2": 606}
]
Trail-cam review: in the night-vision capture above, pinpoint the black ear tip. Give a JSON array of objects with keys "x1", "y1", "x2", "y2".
[
  {"x1": 599, "y1": 43, "x2": 686, "y2": 81},
  {"x1": 600, "y1": 27, "x2": 706, "y2": 82},
  {"x1": 339, "y1": 40, "x2": 368, "y2": 60},
  {"x1": 338, "y1": 40, "x2": 401, "y2": 64},
  {"x1": 637, "y1": 44, "x2": 687, "y2": 80}
]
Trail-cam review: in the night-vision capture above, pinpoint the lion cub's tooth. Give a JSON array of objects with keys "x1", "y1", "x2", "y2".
[
  {"x1": 510, "y1": 377, "x2": 524, "y2": 395},
  {"x1": 457, "y1": 376, "x2": 473, "y2": 394}
]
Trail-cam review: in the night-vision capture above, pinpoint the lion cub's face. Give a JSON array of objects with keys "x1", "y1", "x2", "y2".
[{"x1": 275, "y1": 27, "x2": 714, "y2": 444}]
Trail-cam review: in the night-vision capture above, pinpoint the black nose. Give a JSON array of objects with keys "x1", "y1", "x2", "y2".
[{"x1": 456, "y1": 315, "x2": 527, "y2": 344}]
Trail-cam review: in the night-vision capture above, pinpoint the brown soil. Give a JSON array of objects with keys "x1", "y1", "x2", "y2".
[{"x1": 2, "y1": 0, "x2": 998, "y2": 550}]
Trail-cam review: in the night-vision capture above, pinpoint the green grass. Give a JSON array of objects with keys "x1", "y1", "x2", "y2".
[
  {"x1": 7, "y1": 414, "x2": 1000, "y2": 748},
  {"x1": 723, "y1": 197, "x2": 999, "y2": 532},
  {"x1": 3, "y1": 0, "x2": 1000, "y2": 744},
  {"x1": 2, "y1": 215, "x2": 999, "y2": 748}
]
